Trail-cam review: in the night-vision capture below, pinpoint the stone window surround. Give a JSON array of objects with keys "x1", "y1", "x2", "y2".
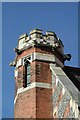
[
  {"x1": 15, "y1": 52, "x2": 64, "y2": 69},
  {"x1": 23, "y1": 60, "x2": 31, "y2": 88}
]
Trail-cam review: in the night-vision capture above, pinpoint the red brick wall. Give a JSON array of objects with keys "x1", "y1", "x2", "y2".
[
  {"x1": 15, "y1": 47, "x2": 53, "y2": 89},
  {"x1": 14, "y1": 46, "x2": 65, "y2": 118},
  {"x1": 63, "y1": 104, "x2": 70, "y2": 118},
  {"x1": 17, "y1": 47, "x2": 53, "y2": 60},
  {"x1": 31, "y1": 61, "x2": 51, "y2": 84},
  {"x1": 14, "y1": 87, "x2": 52, "y2": 118},
  {"x1": 14, "y1": 47, "x2": 53, "y2": 118},
  {"x1": 14, "y1": 88, "x2": 36, "y2": 118},
  {"x1": 17, "y1": 47, "x2": 63, "y2": 65},
  {"x1": 36, "y1": 87, "x2": 52, "y2": 118}
]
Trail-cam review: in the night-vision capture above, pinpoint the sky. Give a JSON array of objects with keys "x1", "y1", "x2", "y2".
[
  {"x1": 0, "y1": 2, "x2": 2, "y2": 120},
  {"x1": 2, "y1": 2, "x2": 78, "y2": 118}
]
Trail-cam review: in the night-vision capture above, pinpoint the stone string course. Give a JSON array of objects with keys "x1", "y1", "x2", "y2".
[{"x1": 12, "y1": 29, "x2": 80, "y2": 118}]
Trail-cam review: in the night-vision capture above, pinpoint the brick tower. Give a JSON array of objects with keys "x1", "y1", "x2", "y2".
[{"x1": 10, "y1": 29, "x2": 80, "y2": 119}]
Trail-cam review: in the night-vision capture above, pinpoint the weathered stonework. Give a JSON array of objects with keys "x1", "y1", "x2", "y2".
[
  {"x1": 50, "y1": 64, "x2": 80, "y2": 119},
  {"x1": 10, "y1": 29, "x2": 80, "y2": 119}
]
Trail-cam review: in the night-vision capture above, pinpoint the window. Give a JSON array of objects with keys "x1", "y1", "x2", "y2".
[{"x1": 23, "y1": 61, "x2": 31, "y2": 87}]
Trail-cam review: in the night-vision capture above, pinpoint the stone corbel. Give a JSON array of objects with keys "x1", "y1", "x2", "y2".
[
  {"x1": 14, "y1": 48, "x2": 22, "y2": 55},
  {"x1": 9, "y1": 61, "x2": 16, "y2": 67},
  {"x1": 63, "y1": 54, "x2": 72, "y2": 62}
]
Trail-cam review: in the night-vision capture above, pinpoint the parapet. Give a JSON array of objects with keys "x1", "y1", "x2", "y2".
[
  {"x1": 10, "y1": 29, "x2": 71, "y2": 67},
  {"x1": 17, "y1": 29, "x2": 64, "y2": 55},
  {"x1": 19, "y1": 33, "x2": 28, "y2": 40},
  {"x1": 29, "y1": 29, "x2": 42, "y2": 35}
]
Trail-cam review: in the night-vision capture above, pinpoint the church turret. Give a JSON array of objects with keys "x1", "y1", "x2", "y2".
[{"x1": 10, "y1": 29, "x2": 79, "y2": 119}]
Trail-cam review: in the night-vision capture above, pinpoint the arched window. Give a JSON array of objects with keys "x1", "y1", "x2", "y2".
[{"x1": 23, "y1": 60, "x2": 31, "y2": 87}]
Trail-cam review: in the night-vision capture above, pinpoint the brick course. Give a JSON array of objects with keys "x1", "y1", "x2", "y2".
[
  {"x1": 36, "y1": 88, "x2": 52, "y2": 118},
  {"x1": 14, "y1": 47, "x2": 52, "y2": 118},
  {"x1": 14, "y1": 88, "x2": 36, "y2": 118},
  {"x1": 14, "y1": 44, "x2": 79, "y2": 118},
  {"x1": 13, "y1": 30, "x2": 80, "y2": 119}
]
